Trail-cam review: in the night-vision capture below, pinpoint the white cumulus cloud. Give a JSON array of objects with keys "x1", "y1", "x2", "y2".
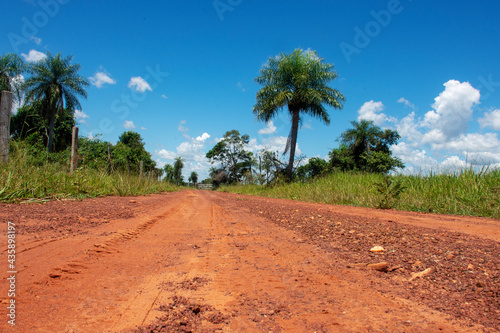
[
  {"x1": 10, "y1": 75, "x2": 25, "y2": 114},
  {"x1": 177, "y1": 140, "x2": 209, "y2": 162},
  {"x1": 258, "y1": 121, "x2": 277, "y2": 135},
  {"x1": 440, "y1": 156, "x2": 468, "y2": 170},
  {"x1": 433, "y1": 133, "x2": 500, "y2": 152},
  {"x1": 396, "y1": 112, "x2": 423, "y2": 147},
  {"x1": 74, "y1": 110, "x2": 89, "y2": 124},
  {"x1": 123, "y1": 120, "x2": 136, "y2": 129},
  {"x1": 178, "y1": 120, "x2": 190, "y2": 139},
  {"x1": 128, "y1": 76, "x2": 152, "y2": 93},
  {"x1": 196, "y1": 133, "x2": 210, "y2": 142},
  {"x1": 246, "y1": 136, "x2": 302, "y2": 156},
  {"x1": 157, "y1": 122, "x2": 212, "y2": 173},
  {"x1": 478, "y1": 109, "x2": 500, "y2": 131},
  {"x1": 421, "y1": 80, "x2": 480, "y2": 144},
  {"x1": 90, "y1": 72, "x2": 116, "y2": 88},
  {"x1": 357, "y1": 100, "x2": 394, "y2": 126},
  {"x1": 21, "y1": 50, "x2": 46, "y2": 62},
  {"x1": 157, "y1": 149, "x2": 177, "y2": 160},
  {"x1": 397, "y1": 97, "x2": 415, "y2": 109},
  {"x1": 392, "y1": 142, "x2": 438, "y2": 172},
  {"x1": 389, "y1": 80, "x2": 500, "y2": 172}
]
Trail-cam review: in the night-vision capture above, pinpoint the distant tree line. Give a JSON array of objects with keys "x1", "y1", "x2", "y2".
[{"x1": 203, "y1": 120, "x2": 404, "y2": 186}]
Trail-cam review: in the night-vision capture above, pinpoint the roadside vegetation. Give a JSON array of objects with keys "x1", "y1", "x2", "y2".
[
  {"x1": 1, "y1": 49, "x2": 498, "y2": 217},
  {"x1": 0, "y1": 140, "x2": 177, "y2": 202},
  {"x1": 219, "y1": 169, "x2": 500, "y2": 219},
  {"x1": 200, "y1": 49, "x2": 498, "y2": 219},
  {"x1": 0, "y1": 51, "x2": 178, "y2": 202},
  {"x1": 206, "y1": 117, "x2": 499, "y2": 219}
]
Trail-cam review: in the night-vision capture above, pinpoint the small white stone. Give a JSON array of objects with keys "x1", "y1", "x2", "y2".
[{"x1": 370, "y1": 246, "x2": 385, "y2": 252}]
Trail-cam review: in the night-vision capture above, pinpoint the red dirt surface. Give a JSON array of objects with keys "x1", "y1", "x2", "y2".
[{"x1": 0, "y1": 190, "x2": 499, "y2": 332}]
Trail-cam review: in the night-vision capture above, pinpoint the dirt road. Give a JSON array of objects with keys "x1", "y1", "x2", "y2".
[{"x1": 1, "y1": 190, "x2": 499, "y2": 332}]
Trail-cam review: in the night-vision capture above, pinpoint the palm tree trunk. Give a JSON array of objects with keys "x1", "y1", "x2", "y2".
[{"x1": 287, "y1": 109, "x2": 300, "y2": 179}]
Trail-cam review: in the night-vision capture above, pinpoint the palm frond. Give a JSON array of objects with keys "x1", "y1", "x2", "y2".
[
  {"x1": 253, "y1": 49, "x2": 345, "y2": 174},
  {"x1": 20, "y1": 51, "x2": 89, "y2": 151}
]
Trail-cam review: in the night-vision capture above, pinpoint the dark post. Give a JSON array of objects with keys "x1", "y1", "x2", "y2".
[
  {"x1": 0, "y1": 91, "x2": 13, "y2": 164},
  {"x1": 70, "y1": 126, "x2": 79, "y2": 173}
]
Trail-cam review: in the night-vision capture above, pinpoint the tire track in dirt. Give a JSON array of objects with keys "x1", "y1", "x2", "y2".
[
  {"x1": 1, "y1": 190, "x2": 494, "y2": 332},
  {"x1": 134, "y1": 191, "x2": 487, "y2": 332},
  {"x1": 193, "y1": 192, "x2": 485, "y2": 332},
  {"x1": 45, "y1": 204, "x2": 183, "y2": 281},
  {"x1": 1, "y1": 192, "x2": 192, "y2": 332}
]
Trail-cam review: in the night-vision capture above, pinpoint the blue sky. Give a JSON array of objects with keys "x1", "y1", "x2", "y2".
[{"x1": 3, "y1": 0, "x2": 500, "y2": 179}]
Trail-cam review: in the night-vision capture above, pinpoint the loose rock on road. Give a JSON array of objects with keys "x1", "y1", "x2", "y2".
[{"x1": 1, "y1": 190, "x2": 499, "y2": 332}]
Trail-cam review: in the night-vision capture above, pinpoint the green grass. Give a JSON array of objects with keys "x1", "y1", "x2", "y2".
[
  {"x1": 220, "y1": 169, "x2": 500, "y2": 219},
  {"x1": 0, "y1": 142, "x2": 178, "y2": 202}
]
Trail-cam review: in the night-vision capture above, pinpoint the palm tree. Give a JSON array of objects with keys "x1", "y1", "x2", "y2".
[
  {"x1": 339, "y1": 120, "x2": 382, "y2": 167},
  {"x1": 163, "y1": 164, "x2": 175, "y2": 183},
  {"x1": 173, "y1": 156, "x2": 184, "y2": 185},
  {"x1": 188, "y1": 171, "x2": 199, "y2": 187},
  {"x1": 339, "y1": 120, "x2": 403, "y2": 173},
  {"x1": 0, "y1": 53, "x2": 25, "y2": 163},
  {"x1": 0, "y1": 53, "x2": 25, "y2": 100},
  {"x1": 22, "y1": 52, "x2": 89, "y2": 152},
  {"x1": 253, "y1": 49, "x2": 345, "y2": 178}
]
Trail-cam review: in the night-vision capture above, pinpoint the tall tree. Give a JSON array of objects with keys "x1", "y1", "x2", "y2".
[
  {"x1": 331, "y1": 120, "x2": 404, "y2": 173},
  {"x1": 0, "y1": 53, "x2": 25, "y2": 102},
  {"x1": 297, "y1": 157, "x2": 329, "y2": 180},
  {"x1": 258, "y1": 149, "x2": 287, "y2": 184},
  {"x1": 163, "y1": 164, "x2": 175, "y2": 183},
  {"x1": 339, "y1": 120, "x2": 383, "y2": 166},
  {"x1": 253, "y1": 49, "x2": 345, "y2": 178},
  {"x1": 77, "y1": 136, "x2": 112, "y2": 170},
  {"x1": 113, "y1": 131, "x2": 155, "y2": 174},
  {"x1": 1, "y1": 53, "x2": 25, "y2": 163},
  {"x1": 173, "y1": 156, "x2": 184, "y2": 185},
  {"x1": 206, "y1": 130, "x2": 252, "y2": 183},
  {"x1": 22, "y1": 52, "x2": 89, "y2": 152},
  {"x1": 188, "y1": 171, "x2": 199, "y2": 186}
]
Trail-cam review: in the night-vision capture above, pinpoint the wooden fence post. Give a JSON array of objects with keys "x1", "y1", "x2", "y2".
[
  {"x1": 139, "y1": 160, "x2": 143, "y2": 179},
  {"x1": 0, "y1": 91, "x2": 13, "y2": 164},
  {"x1": 70, "y1": 126, "x2": 79, "y2": 173}
]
